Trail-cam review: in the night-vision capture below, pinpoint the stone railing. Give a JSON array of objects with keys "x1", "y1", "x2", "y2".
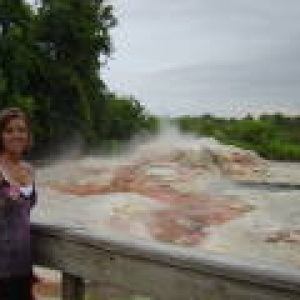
[{"x1": 31, "y1": 221, "x2": 300, "y2": 300}]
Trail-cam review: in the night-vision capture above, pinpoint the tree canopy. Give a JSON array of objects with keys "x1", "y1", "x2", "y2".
[
  {"x1": 176, "y1": 114, "x2": 300, "y2": 161},
  {"x1": 0, "y1": 0, "x2": 158, "y2": 158}
]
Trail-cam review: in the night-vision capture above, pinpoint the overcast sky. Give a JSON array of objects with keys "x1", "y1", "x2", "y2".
[
  {"x1": 26, "y1": 0, "x2": 300, "y2": 117},
  {"x1": 102, "y1": 0, "x2": 300, "y2": 117}
]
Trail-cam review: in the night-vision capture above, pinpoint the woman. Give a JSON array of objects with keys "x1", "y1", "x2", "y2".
[{"x1": 0, "y1": 107, "x2": 38, "y2": 300}]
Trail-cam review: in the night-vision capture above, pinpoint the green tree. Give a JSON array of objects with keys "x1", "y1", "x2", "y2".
[
  {"x1": 30, "y1": 0, "x2": 116, "y2": 153},
  {"x1": 102, "y1": 94, "x2": 159, "y2": 141},
  {"x1": 0, "y1": 0, "x2": 35, "y2": 112},
  {"x1": 174, "y1": 113, "x2": 300, "y2": 161},
  {"x1": 1, "y1": 0, "x2": 158, "y2": 159}
]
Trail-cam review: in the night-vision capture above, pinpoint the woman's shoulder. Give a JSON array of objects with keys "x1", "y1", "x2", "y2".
[
  {"x1": 0, "y1": 159, "x2": 6, "y2": 183},
  {"x1": 21, "y1": 160, "x2": 34, "y2": 169},
  {"x1": 21, "y1": 160, "x2": 36, "y2": 179},
  {"x1": 0, "y1": 171, "x2": 6, "y2": 185}
]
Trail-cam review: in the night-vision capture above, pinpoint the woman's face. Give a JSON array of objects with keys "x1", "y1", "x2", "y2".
[{"x1": 2, "y1": 117, "x2": 29, "y2": 157}]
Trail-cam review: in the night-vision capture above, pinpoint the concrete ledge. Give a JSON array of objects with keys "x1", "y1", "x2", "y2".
[{"x1": 31, "y1": 221, "x2": 300, "y2": 299}]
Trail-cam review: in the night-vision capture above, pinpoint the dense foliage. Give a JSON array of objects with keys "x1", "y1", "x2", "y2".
[
  {"x1": 0, "y1": 0, "x2": 158, "y2": 158},
  {"x1": 93, "y1": 93, "x2": 159, "y2": 154},
  {"x1": 175, "y1": 113, "x2": 300, "y2": 161}
]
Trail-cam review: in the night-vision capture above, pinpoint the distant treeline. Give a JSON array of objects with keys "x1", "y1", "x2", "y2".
[
  {"x1": 174, "y1": 113, "x2": 300, "y2": 161},
  {"x1": 0, "y1": 0, "x2": 158, "y2": 159}
]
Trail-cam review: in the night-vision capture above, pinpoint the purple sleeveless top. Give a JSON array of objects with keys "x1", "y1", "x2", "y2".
[{"x1": 0, "y1": 164, "x2": 37, "y2": 278}]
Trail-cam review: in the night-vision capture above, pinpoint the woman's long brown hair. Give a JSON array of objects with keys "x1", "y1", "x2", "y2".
[{"x1": 0, "y1": 107, "x2": 32, "y2": 154}]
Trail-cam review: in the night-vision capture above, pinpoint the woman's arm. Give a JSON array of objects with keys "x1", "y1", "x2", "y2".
[
  {"x1": 0, "y1": 172, "x2": 6, "y2": 209},
  {"x1": 0, "y1": 172, "x2": 13, "y2": 210},
  {"x1": 29, "y1": 188, "x2": 37, "y2": 209},
  {"x1": 26, "y1": 162, "x2": 38, "y2": 209}
]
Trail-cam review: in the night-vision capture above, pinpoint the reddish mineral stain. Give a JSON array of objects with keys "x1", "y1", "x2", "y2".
[{"x1": 48, "y1": 163, "x2": 253, "y2": 246}]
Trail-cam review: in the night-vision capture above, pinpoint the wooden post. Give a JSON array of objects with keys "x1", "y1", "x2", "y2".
[{"x1": 62, "y1": 272, "x2": 85, "y2": 300}]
